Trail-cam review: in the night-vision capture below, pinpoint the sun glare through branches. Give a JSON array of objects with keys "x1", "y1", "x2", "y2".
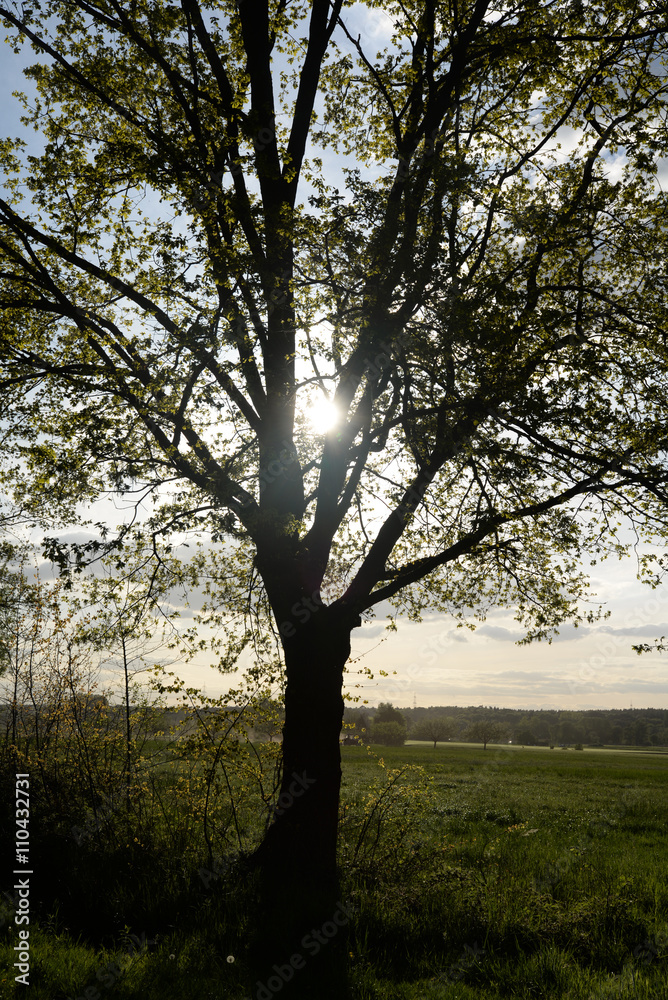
[{"x1": 306, "y1": 395, "x2": 341, "y2": 435}]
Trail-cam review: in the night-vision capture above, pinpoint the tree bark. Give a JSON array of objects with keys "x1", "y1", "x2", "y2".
[{"x1": 247, "y1": 610, "x2": 353, "y2": 1000}]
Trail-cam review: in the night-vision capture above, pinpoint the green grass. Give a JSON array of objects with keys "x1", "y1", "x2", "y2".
[
  {"x1": 1, "y1": 743, "x2": 667, "y2": 998},
  {"x1": 338, "y1": 744, "x2": 668, "y2": 998}
]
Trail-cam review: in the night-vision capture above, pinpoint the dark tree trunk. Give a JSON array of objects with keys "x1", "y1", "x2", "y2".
[{"x1": 247, "y1": 610, "x2": 354, "y2": 1000}]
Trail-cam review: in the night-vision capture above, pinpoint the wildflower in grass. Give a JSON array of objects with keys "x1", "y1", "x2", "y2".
[{"x1": 227, "y1": 955, "x2": 234, "y2": 963}]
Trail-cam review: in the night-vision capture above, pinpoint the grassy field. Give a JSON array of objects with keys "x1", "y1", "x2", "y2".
[
  {"x1": 1, "y1": 742, "x2": 667, "y2": 998},
  {"x1": 339, "y1": 743, "x2": 668, "y2": 998}
]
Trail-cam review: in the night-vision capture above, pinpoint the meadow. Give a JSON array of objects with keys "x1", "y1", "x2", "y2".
[{"x1": 1, "y1": 741, "x2": 667, "y2": 999}]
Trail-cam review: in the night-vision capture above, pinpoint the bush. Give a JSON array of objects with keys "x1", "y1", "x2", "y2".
[{"x1": 370, "y1": 721, "x2": 406, "y2": 746}]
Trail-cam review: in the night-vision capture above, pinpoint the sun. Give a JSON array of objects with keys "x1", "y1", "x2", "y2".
[{"x1": 307, "y1": 395, "x2": 340, "y2": 434}]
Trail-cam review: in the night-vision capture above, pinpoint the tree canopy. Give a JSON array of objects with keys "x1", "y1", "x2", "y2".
[
  {"x1": 465, "y1": 717, "x2": 509, "y2": 749},
  {"x1": 1, "y1": 0, "x2": 668, "y2": 640},
  {"x1": 412, "y1": 714, "x2": 455, "y2": 747},
  {"x1": 374, "y1": 702, "x2": 407, "y2": 727},
  {"x1": 2, "y1": 2, "x2": 668, "y2": 996}
]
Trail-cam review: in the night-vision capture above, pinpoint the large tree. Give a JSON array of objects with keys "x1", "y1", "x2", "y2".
[
  {"x1": 412, "y1": 715, "x2": 455, "y2": 748},
  {"x1": 2, "y1": 1, "x2": 668, "y2": 995},
  {"x1": 465, "y1": 717, "x2": 508, "y2": 750}
]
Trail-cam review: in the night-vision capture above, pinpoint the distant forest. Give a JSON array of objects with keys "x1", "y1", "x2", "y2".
[{"x1": 344, "y1": 704, "x2": 668, "y2": 747}]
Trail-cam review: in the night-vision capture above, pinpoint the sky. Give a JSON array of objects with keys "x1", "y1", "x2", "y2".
[
  {"x1": 154, "y1": 546, "x2": 668, "y2": 712},
  {"x1": 2, "y1": 6, "x2": 668, "y2": 712},
  {"x1": 345, "y1": 554, "x2": 668, "y2": 711}
]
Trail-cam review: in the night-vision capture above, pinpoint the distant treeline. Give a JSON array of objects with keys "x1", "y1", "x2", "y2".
[{"x1": 344, "y1": 704, "x2": 668, "y2": 746}]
